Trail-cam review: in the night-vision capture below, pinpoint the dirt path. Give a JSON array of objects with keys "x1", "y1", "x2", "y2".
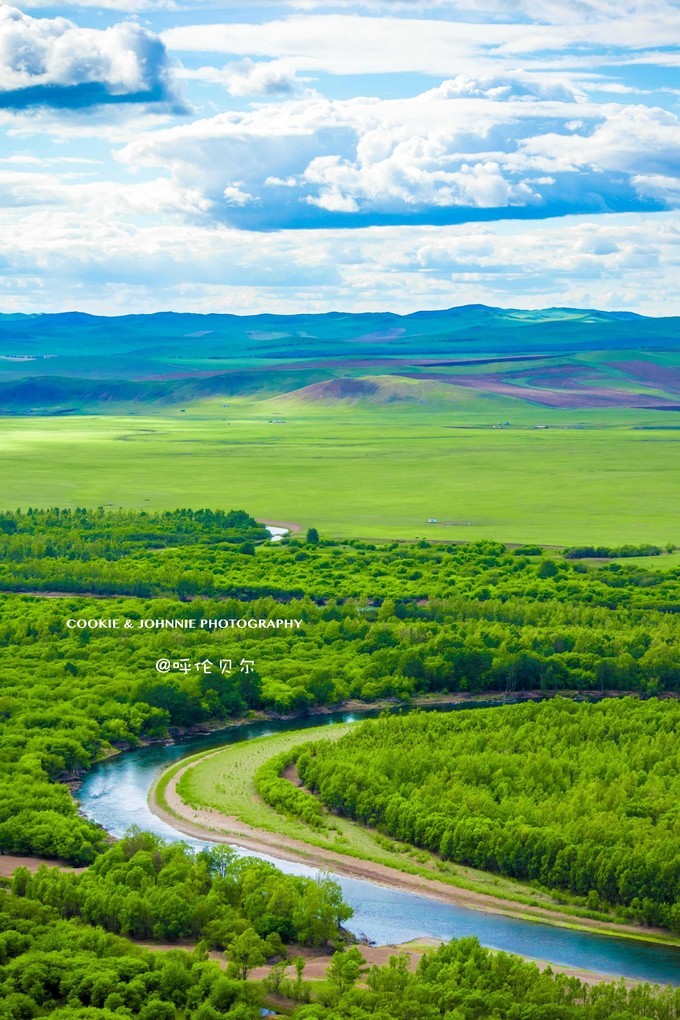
[
  {"x1": 140, "y1": 937, "x2": 644, "y2": 990},
  {"x1": 150, "y1": 763, "x2": 675, "y2": 950},
  {"x1": 0, "y1": 854, "x2": 88, "y2": 878},
  {"x1": 281, "y1": 762, "x2": 301, "y2": 785}
]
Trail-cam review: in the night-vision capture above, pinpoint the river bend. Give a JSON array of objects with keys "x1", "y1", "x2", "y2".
[{"x1": 75, "y1": 709, "x2": 680, "y2": 986}]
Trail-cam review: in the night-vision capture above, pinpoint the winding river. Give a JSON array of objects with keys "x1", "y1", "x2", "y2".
[{"x1": 76, "y1": 708, "x2": 680, "y2": 986}]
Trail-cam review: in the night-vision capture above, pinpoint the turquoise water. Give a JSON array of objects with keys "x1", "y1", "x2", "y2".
[{"x1": 75, "y1": 708, "x2": 680, "y2": 986}]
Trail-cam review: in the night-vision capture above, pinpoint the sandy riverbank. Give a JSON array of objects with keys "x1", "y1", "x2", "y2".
[
  {"x1": 141, "y1": 935, "x2": 645, "y2": 990},
  {"x1": 150, "y1": 758, "x2": 677, "y2": 952},
  {"x1": 261, "y1": 519, "x2": 302, "y2": 533},
  {"x1": 0, "y1": 853, "x2": 657, "y2": 990}
]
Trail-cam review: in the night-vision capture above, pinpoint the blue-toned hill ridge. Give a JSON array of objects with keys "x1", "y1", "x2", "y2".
[{"x1": 0, "y1": 305, "x2": 677, "y2": 413}]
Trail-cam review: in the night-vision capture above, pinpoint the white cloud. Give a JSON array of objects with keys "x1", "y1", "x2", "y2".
[
  {"x1": 115, "y1": 83, "x2": 680, "y2": 225},
  {"x1": 286, "y1": 0, "x2": 678, "y2": 18},
  {"x1": 432, "y1": 73, "x2": 583, "y2": 103},
  {"x1": 0, "y1": 202, "x2": 677, "y2": 315},
  {"x1": 520, "y1": 105, "x2": 680, "y2": 177},
  {"x1": 182, "y1": 57, "x2": 301, "y2": 96},
  {"x1": 12, "y1": 0, "x2": 680, "y2": 16},
  {"x1": 223, "y1": 184, "x2": 253, "y2": 205},
  {"x1": 579, "y1": 81, "x2": 651, "y2": 95},
  {"x1": 0, "y1": 104, "x2": 182, "y2": 142},
  {"x1": 633, "y1": 173, "x2": 680, "y2": 202},
  {"x1": 0, "y1": 166, "x2": 211, "y2": 216},
  {"x1": 16, "y1": 0, "x2": 178, "y2": 10},
  {"x1": 0, "y1": 6, "x2": 172, "y2": 105},
  {"x1": 1, "y1": 0, "x2": 678, "y2": 316},
  {"x1": 162, "y1": 12, "x2": 680, "y2": 76}
]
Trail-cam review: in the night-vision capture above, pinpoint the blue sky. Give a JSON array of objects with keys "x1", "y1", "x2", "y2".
[{"x1": 0, "y1": 0, "x2": 678, "y2": 314}]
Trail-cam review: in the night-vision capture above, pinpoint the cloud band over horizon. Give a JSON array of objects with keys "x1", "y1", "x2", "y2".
[{"x1": 0, "y1": 1, "x2": 678, "y2": 314}]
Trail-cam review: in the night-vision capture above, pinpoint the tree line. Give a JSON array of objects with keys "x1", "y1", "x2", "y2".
[
  {"x1": 291, "y1": 699, "x2": 680, "y2": 932},
  {"x1": 564, "y1": 544, "x2": 667, "y2": 559},
  {"x1": 1, "y1": 520, "x2": 679, "y2": 613},
  {"x1": 292, "y1": 937, "x2": 680, "y2": 1020},
  {"x1": 11, "y1": 831, "x2": 351, "y2": 950}
]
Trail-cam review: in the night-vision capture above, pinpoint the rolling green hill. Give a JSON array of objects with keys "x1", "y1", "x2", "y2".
[{"x1": 1, "y1": 305, "x2": 678, "y2": 414}]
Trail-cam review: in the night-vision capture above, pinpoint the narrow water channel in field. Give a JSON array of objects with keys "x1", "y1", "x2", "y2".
[{"x1": 76, "y1": 707, "x2": 680, "y2": 986}]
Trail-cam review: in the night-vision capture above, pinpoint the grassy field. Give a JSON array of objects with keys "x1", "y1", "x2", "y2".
[
  {"x1": 593, "y1": 551, "x2": 680, "y2": 570},
  {"x1": 160, "y1": 726, "x2": 680, "y2": 945},
  {"x1": 173, "y1": 724, "x2": 356, "y2": 846},
  {"x1": 0, "y1": 400, "x2": 677, "y2": 545}
]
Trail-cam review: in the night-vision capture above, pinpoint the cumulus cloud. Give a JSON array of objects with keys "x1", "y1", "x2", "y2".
[
  {"x1": 432, "y1": 73, "x2": 584, "y2": 103},
  {"x1": 1, "y1": 1, "x2": 678, "y2": 315},
  {"x1": 520, "y1": 105, "x2": 680, "y2": 178},
  {"x1": 182, "y1": 57, "x2": 301, "y2": 96},
  {"x1": 0, "y1": 6, "x2": 174, "y2": 109},
  {"x1": 0, "y1": 200, "x2": 677, "y2": 316},
  {"x1": 116, "y1": 81, "x2": 680, "y2": 228}
]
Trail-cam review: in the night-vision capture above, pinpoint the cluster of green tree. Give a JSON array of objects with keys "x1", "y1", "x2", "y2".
[
  {"x1": 564, "y1": 544, "x2": 666, "y2": 559},
  {"x1": 290, "y1": 938, "x2": 680, "y2": 1020},
  {"x1": 0, "y1": 507, "x2": 269, "y2": 564},
  {"x1": 292, "y1": 699, "x2": 680, "y2": 932},
  {"x1": 1, "y1": 521, "x2": 679, "y2": 612},
  {"x1": 10, "y1": 831, "x2": 351, "y2": 950},
  {"x1": 3, "y1": 891, "x2": 679, "y2": 1020},
  {"x1": 0, "y1": 888, "x2": 263, "y2": 1019},
  {"x1": 254, "y1": 752, "x2": 327, "y2": 830},
  {"x1": 0, "y1": 774, "x2": 108, "y2": 866}
]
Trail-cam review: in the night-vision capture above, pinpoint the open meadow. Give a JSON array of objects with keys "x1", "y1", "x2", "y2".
[{"x1": 0, "y1": 401, "x2": 678, "y2": 545}]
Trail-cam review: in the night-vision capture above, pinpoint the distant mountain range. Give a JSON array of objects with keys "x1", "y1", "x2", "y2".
[{"x1": 0, "y1": 305, "x2": 678, "y2": 414}]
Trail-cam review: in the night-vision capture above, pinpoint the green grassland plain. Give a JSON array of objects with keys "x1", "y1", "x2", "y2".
[{"x1": 0, "y1": 398, "x2": 678, "y2": 545}]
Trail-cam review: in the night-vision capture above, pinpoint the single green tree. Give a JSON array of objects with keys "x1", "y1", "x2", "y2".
[
  {"x1": 306, "y1": 527, "x2": 320, "y2": 545},
  {"x1": 327, "y1": 946, "x2": 366, "y2": 996},
  {"x1": 294, "y1": 954, "x2": 306, "y2": 985},
  {"x1": 199, "y1": 844, "x2": 236, "y2": 877},
  {"x1": 263, "y1": 960, "x2": 287, "y2": 994},
  {"x1": 227, "y1": 927, "x2": 267, "y2": 980}
]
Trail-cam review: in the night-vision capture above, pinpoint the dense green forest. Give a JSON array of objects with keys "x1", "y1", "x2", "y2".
[
  {"x1": 292, "y1": 938, "x2": 680, "y2": 1020},
  {"x1": 0, "y1": 508, "x2": 679, "y2": 863},
  {"x1": 2, "y1": 892, "x2": 680, "y2": 1020},
  {"x1": 0, "y1": 892, "x2": 263, "y2": 1020},
  {"x1": 0, "y1": 508, "x2": 270, "y2": 553},
  {"x1": 290, "y1": 700, "x2": 680, "y2": 932},
  {"x1": 1, "y1": 508, "x2": 679, "y2": 609},
  {"x1": 11, "y1": 831, "x2": 350, "y2": 948},
  {"x1": 3, "y1": 836, "x2": 680, "y2": 1017},
  {"x1": 0, "y1": 831, "x2": 347, "y2": 1020}
]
